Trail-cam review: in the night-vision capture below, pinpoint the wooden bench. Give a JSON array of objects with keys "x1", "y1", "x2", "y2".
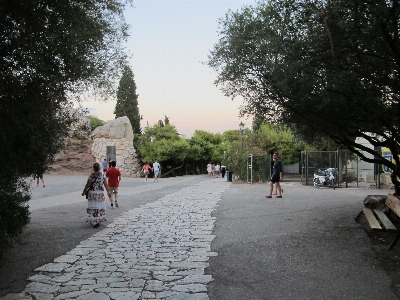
[{"x1": 363, "y1": 193, "x2": 400, "y2": 250}]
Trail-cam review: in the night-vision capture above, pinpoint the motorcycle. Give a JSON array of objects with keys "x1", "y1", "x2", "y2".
[{"x1": 313, "y1": 168, "x2": 336, "y2": 189}]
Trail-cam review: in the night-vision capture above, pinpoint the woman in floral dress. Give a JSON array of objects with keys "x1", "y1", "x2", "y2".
[{"x1": 82, "y1": 162, "x2": 111, "y2": 228}]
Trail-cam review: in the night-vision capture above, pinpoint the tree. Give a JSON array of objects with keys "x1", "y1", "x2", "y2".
[
  {"x1": 208, "y1": 0, "x2": 400, "y2": 193},
  {"x1": 136, "y1": 123, "x2": 190, "y2": 165},
  {"x1": 87, "y1": 116, "x2": 104, "y2": 131},
  {"x1": 222, "y1": 130, "x2": 240, "y2": 143},
  {"x1": 221, "y1": 123, "x2": 308, "y2": 179},
  {"x1": 115, "y1": 65, "x2": 142, "y2": 134},
  {"x1": 248, "y1": 123, "x2": 304, "y2": 165},
  {"x1": 0, "y1": 0, "x2": 130, "y2": 255},
  {"x1": 188, "y1": 130, "x2": 224, "y2": 163}
]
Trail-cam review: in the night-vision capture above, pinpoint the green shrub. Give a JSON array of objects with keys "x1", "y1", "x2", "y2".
[
  {"x1": 87, "y1": 116, "x2": 103, "y2": 131},
  {"x1": 0, "y1": 176, "x2": 31, "y2": 258}
]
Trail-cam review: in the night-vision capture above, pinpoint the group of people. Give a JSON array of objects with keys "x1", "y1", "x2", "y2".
[
  {"x1": 81, "y1": 158, "x2": 162, "y2": 228},
  {"x1": 82, "y1": 152, "x2": 283, "y2": 228},
  {"x1": 82, "y1": 159, "x2": 121, "y2": 228},
  {"x1": 141, "y1": 160, "x2": 161, "y2": 182},
  {"x1": 207, "y1": 162, "x2": 226, "y2": 178}
]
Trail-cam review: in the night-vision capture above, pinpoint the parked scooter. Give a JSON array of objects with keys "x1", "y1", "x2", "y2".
[{"x1": 313, "y1": 168, "x2": 336, "y2": 189}]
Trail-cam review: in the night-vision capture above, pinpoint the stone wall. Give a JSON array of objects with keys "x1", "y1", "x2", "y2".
[
  {"x1": 91, "y1": 138, "x2": 140, "y2": 177},
  {"x1": 90, "y1": 116, "x2": 140, "y2": 177}
]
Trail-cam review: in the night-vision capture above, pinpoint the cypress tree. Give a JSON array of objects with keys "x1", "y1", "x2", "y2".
[{"x1": 115, "y1": 66, "x2": 142, "y2": 134}]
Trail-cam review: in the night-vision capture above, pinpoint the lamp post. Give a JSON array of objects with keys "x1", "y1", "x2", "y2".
[{"x1": 239, "y1": 121, "x2": 245, "y2": 149}]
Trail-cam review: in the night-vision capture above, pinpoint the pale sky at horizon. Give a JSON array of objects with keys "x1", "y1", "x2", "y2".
[{"x1": 85, "y1": 0, "x2": 256, "y2": 137}]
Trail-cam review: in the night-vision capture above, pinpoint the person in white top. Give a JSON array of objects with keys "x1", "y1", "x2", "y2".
[
  {"x1": 153, "y1": 160, "x2": 161, "y2": 182},
  {"x1": 207, "y1": 162, "x2": 212, "y2": 177},
  {"x1": 215, "y1": 163, "x2": 221, "y2": 178}
]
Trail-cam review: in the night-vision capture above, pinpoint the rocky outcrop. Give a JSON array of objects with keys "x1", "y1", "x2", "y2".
[
  {"x1": 90, "y1": 116, "x2": 133, "y2": 140},
  {"x1": 48, "y1": 138, "x2": 95, "y2": 175},
  {"x1": 49, "y1": 115, "x2": 140, "y2": 177},
  {"x1": 90, "y1": 116, "x2": 140, "y2": 177},
  {"x1": 68, "y1": 108, "x2": 92, "y2": 140},
  {"x1": 48, "y1": 110, "x2": 95, "y2": 174}
]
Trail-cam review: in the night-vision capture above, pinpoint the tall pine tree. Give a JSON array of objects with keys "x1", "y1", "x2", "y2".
[{"x1": 115, "y1": 65, "x2": 142, "y2": 134}]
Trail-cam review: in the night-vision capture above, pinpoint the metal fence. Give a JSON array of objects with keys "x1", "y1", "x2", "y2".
[
  {"x1": 301, "y1": 150, "x2": 378, "y2": 188},
  {"x1": 164, "y1": 150, "x2": 384, "y2": 189},
  {"x1": 246, "y1": 154, "x2": 273, "y2": 184}
]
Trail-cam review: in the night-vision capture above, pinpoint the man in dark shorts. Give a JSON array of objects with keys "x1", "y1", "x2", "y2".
[
  {"x1": 36, "y1": 173, "x2": 45, "y2": 187},
  {"x1": 266, "y1": 152, "x2": 283, "y2": 198},
  {"x1": 105, "y1": 161, "x2": 121, "y2": 208}
]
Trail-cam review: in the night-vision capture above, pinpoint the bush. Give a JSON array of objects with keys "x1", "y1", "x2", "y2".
[
  {"x1": 223, "y1": 143, "x2": 248, "y2": 180},
  {"x1": 0, "y1": 176, "x2": 31, "y2": 258}
]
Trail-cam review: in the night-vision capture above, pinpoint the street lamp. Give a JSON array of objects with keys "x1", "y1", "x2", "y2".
[{"x1": 239, "y1": 121, "x2": 245, "y2": 149}]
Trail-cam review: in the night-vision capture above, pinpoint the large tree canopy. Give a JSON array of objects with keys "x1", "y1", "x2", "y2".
[
  {"x1": 186, "y1": 130, "x2": 224, "y2": 163},
  {"x1": 136, "y1": 123, "x2": 190, "y2": 165},
  {"x1": 114, "y1": 65, "x2": 142, "y2": 134},
  {"x1": 208, "y1": 0, "x2": 400, "y2": 193},
  {"x1": 0, "y1": 0, "x2": 130, "y2": 254}
]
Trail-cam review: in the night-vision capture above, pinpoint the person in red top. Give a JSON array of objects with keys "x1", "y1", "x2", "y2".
[
  {"x1": 142, "y1": 162, "x2": 152, "y2": 182},
  {"x1": 105, "y1": 161, "x2": 121, "y2": 208}
]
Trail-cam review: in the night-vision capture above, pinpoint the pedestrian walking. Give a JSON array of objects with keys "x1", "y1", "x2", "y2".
[
  {"x1": 207, "y1": 162, "x2": 212, "y2": 177},
  {"x1": 102, "y1": 158, "x2": 108, "y2": 173},
  {"x1": 212, "y1": 163, "x2": 215, "y2": 177},
  {"x1": 105, "y1": 160, "x2": 121, "y2": 208},
  {"x1": 142, "y1": 162, "x2": 152, "y2": 182},
  {"x1": 221, "y1": 164, "x2": 226, "y2": 178},
  {"x1": 153, "y1": 159, "x2": 161, "y2": 182},
  {"x1": 82, "y1": 162, "x2": 111, "y2": 228},
  {"x1": 215, "y1": 163, "x2": 221, "y2": 178},
  {"x1": 272, "y1": 186, "x2": 284, "y2": 195},
  {"x1": 266, "y1": 152, "x2": 283, "y2": 198},
  {"x1": 36, "y1": 173, "x2": 45, "y2": 187}
]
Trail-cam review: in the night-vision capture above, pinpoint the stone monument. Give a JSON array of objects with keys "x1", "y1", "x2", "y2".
[{"x1": 90, "y1": 116, "x2": 140, "y2": 177}]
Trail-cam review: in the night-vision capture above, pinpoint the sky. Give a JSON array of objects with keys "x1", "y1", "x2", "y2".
[{"x1": 85, "y1": 0, "x2": 256, "y2": 137}]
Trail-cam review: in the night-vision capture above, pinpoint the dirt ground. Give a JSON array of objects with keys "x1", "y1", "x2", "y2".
[{"x1": 357, "y1": 212, "x2": 400, "y2": 299}]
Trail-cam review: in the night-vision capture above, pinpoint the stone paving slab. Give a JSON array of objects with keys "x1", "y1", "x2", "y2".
[{"x1": 2, "y1": 180, "x2": 229, "y2": 300}]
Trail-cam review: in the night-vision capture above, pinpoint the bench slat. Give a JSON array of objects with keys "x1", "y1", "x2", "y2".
[
  {"x1": 386, "y1": 193, "x2": 400, "y2": 218},
  {"x1": 373, "y1": 209, "x2": 397, "y2": 231},
  {"x1": 363, "y1": 208, "x2": 382, "y2": 230}
]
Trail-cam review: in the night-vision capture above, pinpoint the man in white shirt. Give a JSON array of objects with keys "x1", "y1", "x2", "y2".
[{"x1": 153, "y1": 160, "x2": 161, "y2": 182}]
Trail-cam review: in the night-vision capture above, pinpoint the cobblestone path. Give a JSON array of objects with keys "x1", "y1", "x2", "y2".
[{"x1": 9, "y1": 180, "x2": 229, "y2": 300}]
